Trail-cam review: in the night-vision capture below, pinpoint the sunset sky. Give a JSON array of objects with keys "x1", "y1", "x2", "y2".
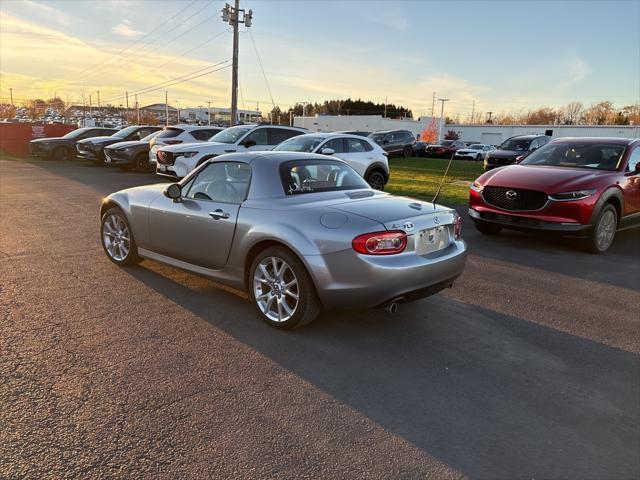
[{"x1": 1, "y1": 0, "x2": 639, "y2": 118}]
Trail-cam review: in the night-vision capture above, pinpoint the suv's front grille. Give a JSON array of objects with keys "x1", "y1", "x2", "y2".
[
  {"x1": 482, "y1": 186, "x2": 548, "y2": 211},
  {"x1": 156, "y1": 150, "x2": 174, "y2": 165}
]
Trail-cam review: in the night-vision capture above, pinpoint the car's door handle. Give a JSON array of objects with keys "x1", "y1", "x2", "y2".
[{"x1": 209, "y1": 209, "x2": 230, "y2": 220}]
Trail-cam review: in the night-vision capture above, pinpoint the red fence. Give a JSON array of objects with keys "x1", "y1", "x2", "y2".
[{"x1": 0, "y1": 123, "x2": 76, "y2": 157}]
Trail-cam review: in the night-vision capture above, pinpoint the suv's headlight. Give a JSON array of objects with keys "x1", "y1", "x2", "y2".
[
  {"x1": 177, "y1": 151, "x2": 198, "y2": 158},
  {"x1": 470, "y1": 181, "x2": 483, "y2": 192},
  {"x1": 549, "y1": 189, "x2": 597, "y2": 201}
]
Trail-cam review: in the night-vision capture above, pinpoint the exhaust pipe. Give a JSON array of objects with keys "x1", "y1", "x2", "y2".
[{"x1": 384, "y1": 296, "x2": 406, "y2": 314}]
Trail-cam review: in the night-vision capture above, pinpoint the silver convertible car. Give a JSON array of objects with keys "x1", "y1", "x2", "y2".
[{"x1": 100, "y1": 152, "x2": 467, "y2": 329}]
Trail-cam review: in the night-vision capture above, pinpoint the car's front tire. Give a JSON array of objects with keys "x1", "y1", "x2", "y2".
[
  {"x1": 586, "y1": 204, "x2": 617, "y2": 253},
  {"x1": 249, "y1": 247, "x2": 321, "y2": 329},
  {"x1": 403, "y1": 146, "x2": 413, "y2": 158},
  {"x1": 52, "y1": 147, "x2": 70, "y2": 161},
  {"x1": 134, "y1": 153, "x2": 154, "y2": 173},
  {"x1": 101, "y1": 207, "x2": 140, "y2": 266}
]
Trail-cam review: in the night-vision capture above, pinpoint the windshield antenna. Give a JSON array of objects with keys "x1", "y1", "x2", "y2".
[{"x1": 431, "y1": 155, "x2": 455, "y2": 209}]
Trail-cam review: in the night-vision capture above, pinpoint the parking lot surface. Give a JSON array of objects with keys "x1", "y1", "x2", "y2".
[{"x1": 1, "y1": 158, "x2": 639, "y2": 479}]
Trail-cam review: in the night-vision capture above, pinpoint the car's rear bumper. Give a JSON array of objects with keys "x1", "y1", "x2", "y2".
[
  {"x1": 468, "y1": 207, "x2": 591, "y2": 234},
  {"x1": 29, "y1": 145, "x2": 51, "y2": 157},
  {"x1": 307, "y1": 239, "x2": 467, "y2": 310}
]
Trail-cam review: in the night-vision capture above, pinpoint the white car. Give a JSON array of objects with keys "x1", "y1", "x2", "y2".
[
  {"x1": 453, "y1": 143, "x2": 496, "y2": 161},
  {"x1": 272, "y1": 133, "x2": 389, "y2": 190},
  {"x1": 149, "y1": 125, "x2": 225, "y2": 165},
  {"x1": 155, "y1": 125, "x2": 307, "y2": 178}
]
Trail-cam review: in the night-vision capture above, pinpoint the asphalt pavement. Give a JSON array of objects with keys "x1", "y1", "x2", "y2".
[{"x1": 1, "y1": 158, "x2": 639, "y2": 479}]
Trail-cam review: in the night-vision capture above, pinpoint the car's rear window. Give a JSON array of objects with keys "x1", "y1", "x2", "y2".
[
  {"x1": 280, "y1": 159, "x2": 369, "y2": 195},
  {"x1": 156, "y1": 128, "x2": 184, "y2": 139}
]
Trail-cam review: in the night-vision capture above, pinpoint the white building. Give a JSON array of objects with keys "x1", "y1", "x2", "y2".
[
  {"x1": 443, "y1": 124, "x2": 639, "y2": 145},
  {"x1": 179, "y1": 107, "x2": 261, "y2": 124},
  {"x1": 294, "y1": 115, "x2": 445, "y2": 139}
]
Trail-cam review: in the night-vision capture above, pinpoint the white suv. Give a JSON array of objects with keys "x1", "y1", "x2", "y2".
[
  {"x1": 149, "y1": 125, "x2": 224, "y2": 165},
  {"x1": 272, "y1": 133, "x2": 389, "y2": 190},
  {"x1": 155, "y1": 124, "x2": 307, "y2": 178}
]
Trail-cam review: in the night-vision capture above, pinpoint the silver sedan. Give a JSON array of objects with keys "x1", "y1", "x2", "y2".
[{"x1": 100, "y1": 152, "x2": 467, "y2": 329}]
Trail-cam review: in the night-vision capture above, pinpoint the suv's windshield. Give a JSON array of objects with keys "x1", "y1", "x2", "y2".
[
  {"x1": 209, "y1": 126, "x2": 253, "y2": 144},
  {"x1": 468, "y1": 144, "x2": 482, "y2": 150},
  {"x1": 280, "y1": 160, "x2": 369, "y2": 195},
  {"x1": 112, "y1": 126, "x2": 139, "y2": 139},
  {"x1": 62, "y1": 128, "x2": 91, "y2": 139},
  {"x1": 141, "y1": 131, "x2": 161, "y2": 142},
  {"x1": 521, "y1": 143, "x2": 625, "y2": 171},
  {"x1": 273, "y1": 135, "x2": 324, "y2": 152},
  {"x1": 500, "y1": 138, "x2": 533, "y2": 151}
]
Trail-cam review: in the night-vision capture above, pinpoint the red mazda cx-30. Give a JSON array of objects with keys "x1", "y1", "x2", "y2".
[{"x1": 468, "y1": 137, "x2": 640, "y2": 253}]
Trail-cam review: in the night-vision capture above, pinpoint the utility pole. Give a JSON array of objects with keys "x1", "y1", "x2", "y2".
[
  {"x1": 135, "y1": 94, "x2": 140, "y2": 124},
  {"x1": 221, "y1": 2, "x2": 253, "y2": 126},
  {"x1": 9, "y1": 88, "x2": 13, "y2": 106},
  {"x1": 437, "y1": 98, "x2": 449, "y2": 142},
  {"x1": 97, "y1": 90, "x2": 100, "y2": 109},
  {"x1": 487, "y1": 111, "x2": 493, "y2": 123},
  {"x1": 300, "y1": 101, "x2": 308, "y2": 128},
  {"x1": 208, "y1": 101, "x2": 211, "y2": 125},
  {"x1": 384, "y1": 96, "x2": 387, "y2": 118},
  {"x1": 431, "y1": 92, "x2": 436, "y2": 118},
  {"x1": 165, "y1": 91, "x2": 169, "y2": 126},
  {"x1": 289, "y1": 111, "x2": 293, "y2": 126},
  {"x1": 89, "y1": 94, "x2": 92, "y2": 116},
  {"x1": 471, "y1": 100, "x2": 475, "y2": 124}
]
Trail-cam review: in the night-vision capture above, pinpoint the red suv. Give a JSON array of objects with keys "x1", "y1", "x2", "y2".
[{"x1": 468, "y1": 137, "x2": 640, "y2": 253}]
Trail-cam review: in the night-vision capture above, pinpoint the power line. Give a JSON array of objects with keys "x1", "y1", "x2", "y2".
[{"x1": 246, "y1": 27, "x2": 275, "y2": 109}]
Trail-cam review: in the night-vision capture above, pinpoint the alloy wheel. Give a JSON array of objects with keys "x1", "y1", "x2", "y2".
[
  {"x1": 368, "y1": 172, "x2": 385, "y2": 190},
  {"x1": 102, "y1": 214, "x2": 131, "y2": 261},
  {"x1": 253, "y1": 256, "x2": 299, "y2": 322},
  {"x1": 596, "y1": 209, "x2": 616, "y2": 251}
]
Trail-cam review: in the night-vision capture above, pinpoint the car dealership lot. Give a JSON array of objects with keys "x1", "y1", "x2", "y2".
[{"x1": 1, "y1": 158, "x2": 639, "y2": 478}]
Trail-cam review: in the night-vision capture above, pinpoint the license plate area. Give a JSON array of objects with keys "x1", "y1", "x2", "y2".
[{"x1": 415, "y1": 226, "x2": 450, "y2": 255}]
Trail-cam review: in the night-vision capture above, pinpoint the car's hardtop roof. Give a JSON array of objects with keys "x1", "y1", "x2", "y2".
[
  {"x1": 504, "y1": 134, "x2": 547, "y2": 140},
  {"x1": 288, "y1": 132, "x2": 372, "y2": 139},
  {"x1": 548, "y1": 136, "x2": 637, "y2": 146},
  {"x1": 207, "y1": 150, "x2": 348, "y2": 165},
  {"x1": 370, "y1": 129, "x2": 411, "y2": 134},
  {"x1": 165, "y1": 124, "x2": 225, "y2": 131}
]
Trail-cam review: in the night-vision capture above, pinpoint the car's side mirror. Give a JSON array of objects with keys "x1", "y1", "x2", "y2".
[
  {"x1": 242, "y1": 139, "x2": 256, "y2": 148},
  {"x1": 321, "y1": 148, "x2": 335, "y2": 155},
  {"x1": 382, "y1": 140, "x2": 389, "y2": 145},
  {"x1": 529, "y1": 146, "x2": 538, "y2": 152},
  {"x1": 164, "y1": 183, "x2": 182, "y2": 202}
]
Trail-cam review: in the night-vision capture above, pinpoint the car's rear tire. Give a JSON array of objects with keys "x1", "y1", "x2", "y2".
[
  {"x1": 586, "y1": 204, "x2": 617, "y2": 253},
  {"x1": 474, "y1": 221, "x2": 502, "y2": 235},
  {"x1": 403, "y1": 146, "x2": 413, "y2": 158},
  {"x1": 101, "y1": 207, "x2": 140, "y2": 266},
  {"x1": 52, "y1": 147, "x2": 70, "y2": 161},
  {"x1": 366, "y1": 170, "x2": 386, "y2": 191},
  {"x1": 249, "y1": 246, "x2": 321, "y2": 329},
  {"x1": 134, "y1": 153, "x2": 153, "y2": 173}
]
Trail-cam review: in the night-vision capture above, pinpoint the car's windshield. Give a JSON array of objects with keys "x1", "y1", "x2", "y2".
[
  {"x1": 141, "y1": 131, "x2": 161, "y2": 142},
  {"x1": 280, "y1": 160, "x2": 369, "y2": 195},
  {"x1": 369, "y1": 133, "x2": 385, "y2": 144},
  {"x1": 500, "y1": 138, "x2": 533, "y2": 151},
  {"x1": 62, "y1": 128, "x2": 90, "y2": 139},
  {"x1": 521, "y1": 143, "x2": 625, "y2": 171},
  {"x1": 440, "y1": 141, "x2": 454, "y2": 147},
  {"x1": 209, "y1": 126, "x2": 253, "y2": 144},
  {"x1": 112, "y1": 126, "x2": 139, "y2": 139},
  {"x1": 273, "y1": 135, "x2": 325, "y2": 152},
  {"x1": 469, "y1": 144, "x2": 482, "y2": 150}
]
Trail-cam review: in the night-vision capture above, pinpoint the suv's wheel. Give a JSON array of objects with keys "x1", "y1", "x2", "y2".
[
  {"x1": 52, "y1": 147, "x2": 70, "y2": 161},
  {"x1": 134, "y1": 153, "x2": 153, "y2": 173},
  {"x1": 586, "y1": 204, "x2": 617, "y2": 253},
  {"x1": 474, "y1": 221, "x2": 502, "y2": 235},
  {"x1": 101, "y1": 208, "x2": 140, "y2": 266},
  {"x1": 249, "y1": 247, "x2": 321, "y2": 329},
  {"x1": 403, "y1": 146, "x2": 413, "y2": 158},
  {"x1": 366, "y1": 170, "x2": 386, "y2": 191},
  {"x1": 476, "y1": 153, "x2": 483, "y2": 161}
]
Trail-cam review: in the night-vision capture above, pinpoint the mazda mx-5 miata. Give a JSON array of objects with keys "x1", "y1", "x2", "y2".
[{"x1": 100, "y1": 152, "x2": 467, "y2": 329}]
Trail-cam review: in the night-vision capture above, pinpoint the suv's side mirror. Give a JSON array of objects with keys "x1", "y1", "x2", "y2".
[
  {"x1": 164, "y1": 183, "x2": 182, "y2": 202},
  {"x1": 321, "y1": 148, "x2": 335, "y2": 155},
  {"x1": 382, "y1": 139, "x2": 389, "y2": 145},
  {"x1": 242, "y1": 139, "x2": 256, "y2": 148}
]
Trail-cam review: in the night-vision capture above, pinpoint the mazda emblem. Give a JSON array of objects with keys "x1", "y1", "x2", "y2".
[{"x1": 506, "y1": 190, "x2": 517, "y2": 200}]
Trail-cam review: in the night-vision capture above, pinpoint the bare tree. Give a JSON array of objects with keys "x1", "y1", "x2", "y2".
[{"x1": 562, "y1": 101, "x2": 584, "y2": 125}]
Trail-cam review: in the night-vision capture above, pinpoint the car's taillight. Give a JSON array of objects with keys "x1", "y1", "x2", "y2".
[
  {"x1": 454, "y1": 216, "x2": 462, "y2": 239},
  {"x1": 352, "y1": 231, "x2": 407, "y2": 255},
  {"x1": 165, "y1": 140, "x2": 183, "y2": 145}
]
